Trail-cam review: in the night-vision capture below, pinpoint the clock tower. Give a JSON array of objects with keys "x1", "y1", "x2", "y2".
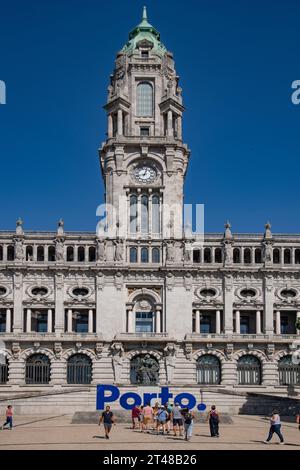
[{"x1": 100, "y1": 7, "x2": 190, "y2": 241}]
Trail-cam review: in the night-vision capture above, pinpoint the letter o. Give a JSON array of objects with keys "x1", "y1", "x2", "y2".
[
  {"x1": 174, "y1": 393, "x2": 196, "y2": 409},
  {"x1": 120, "y1": 392, "x2": 142, "y2": 410}
]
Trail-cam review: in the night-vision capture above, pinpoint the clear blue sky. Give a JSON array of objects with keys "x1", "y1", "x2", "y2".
[{"x1": 1, "y1": 0, "x2": 299, "y2": 233}]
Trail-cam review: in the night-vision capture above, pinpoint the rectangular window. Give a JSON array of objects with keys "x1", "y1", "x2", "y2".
[
  {"x1": 31, "y1": 312, "x2": 48, "y2": 333},
  {"x1": 0, "y1": 313, "x2": 6, "y2": 332},
  {"x1": 74, "y1": 313, "x2": 88, "y2": 333},
  {"x1": 200, "y1": 315, "x2": 212, "y2": 334},
  {"x1": 240, "y1": 316, "x2": 250, "y2": 334},
  {"x1": 135, "y1": 312, "x2": 153, "y2": 333},
  {"x1": 140, "y1": 127, "x2": 150, "y2": 136},
  {"x1": 280, "y1": 316, "x2": 289, "y2": 334}
]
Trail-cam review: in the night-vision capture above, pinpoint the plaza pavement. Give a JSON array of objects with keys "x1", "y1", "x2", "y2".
[{"x1": 0, "y1": 414, "x2": 299, "y2": 450}]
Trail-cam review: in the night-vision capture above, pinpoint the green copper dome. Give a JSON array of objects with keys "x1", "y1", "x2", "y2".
[{"x1": 122, "y1": 7, "x2": 167, "y2": 56}]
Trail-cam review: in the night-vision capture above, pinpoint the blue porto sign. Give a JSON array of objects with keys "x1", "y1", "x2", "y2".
[{"x1": 96, "y1": 384, "x2": 206, "y2": 411}]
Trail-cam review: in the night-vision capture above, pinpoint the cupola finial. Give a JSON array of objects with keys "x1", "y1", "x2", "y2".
[{"x1": 142, "y1": 6, "x2": 147, "y2": 21}]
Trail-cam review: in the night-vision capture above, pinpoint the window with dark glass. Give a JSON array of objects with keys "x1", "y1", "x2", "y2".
[
  {"x1": 135, "y1": 312, "x2": 153, "y2": 333},
  {"x1": 237, "y1": 355, "x2": 261, "y2": 385},
  {"x1": 0, "y1": 312, "x2": 6, "y2": 333},
  {"x1": 280, "y1": 316, "x2": 289, "y2": 334},
  {"x1": 67, "y1": 354, "x2": 92, "y2": 385},
  {"x1": 137, "y1": 82, "x2": 153, "y2": 117},
  {"x1": 278, "y1": 355, "x2": 300, "y2": 385},
  {"x1": 200, "y1": 315, "x2": 212, "y2": 334},
  {"x1": 240, "y1": 315, "x2": 250, "y2": 334},
  {"x1": 31, "y1": 311, "x2": 48, "y2": 333},
  {"x1": 197, "y1": 355, "x2": 221, "y2": 385},
  {"x1": 140, "y1": 127, "x2": 150, "y2": 136},
  {"x1": 152, "y1": 248, "x2": 160, "y2": 263},
  {"x1": 141, "y1": 247, "x2": 149, "y2": 263},
  {"x1": 25, "y1": 354, "x2": 50, "y2": 385},
  {"x1": 130, "y1": 247, "x2": 138, "y2": 263}
]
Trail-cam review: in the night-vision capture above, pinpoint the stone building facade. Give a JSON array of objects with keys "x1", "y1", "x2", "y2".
[{"x1": 0, "y1": 9, "x2": 300, "y2": 413}]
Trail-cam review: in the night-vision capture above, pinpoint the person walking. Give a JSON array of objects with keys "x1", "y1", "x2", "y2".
[
  {"x1": 1, "y1": 405, "x2": 13, "y2": 430},
  {"x1": 182, "y1": 408, "x2": 195, "y2": 441},
  {"x1": 152, "y1": 402, "x2": 160, "y2": 432},
  {"x1": 141, "y1": 402, "x2": 153, "y2": 433},
  {"x1": 264, "y1": 409, "x2": 285, "y2": 445},
  {"x1": 131, "y1": 405, "x2": 141, "y2": 429},
  {"x1": 171, "y1": 402, "x2": 183, "y2": 437},
  {"x1": 207, "y1": 405, "x2": 220, "y2": 437},
  {"x1": 99, "y1": 405, "x2": 115, "y2": 440}
]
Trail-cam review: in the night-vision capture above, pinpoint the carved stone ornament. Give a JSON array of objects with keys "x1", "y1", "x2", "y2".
[
  {"x1": 225, "y1": 343, "x2": 234, "y2": 360},
  {"x1": 184, "y1": 342, "x2": 193, "y2": 361},
  {"x1": 12, "y1": 342, "x2": 21, "y2": 359},
  {"x1": 54, "y1": 342, "x2": 63, "y2": 359}
]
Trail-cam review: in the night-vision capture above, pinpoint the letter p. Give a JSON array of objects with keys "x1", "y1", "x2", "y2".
[{"x1": 96, "y1": 384, "x2": 120, "y2": 410}]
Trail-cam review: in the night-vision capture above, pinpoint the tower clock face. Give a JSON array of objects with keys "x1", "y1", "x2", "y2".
[{"x1": 133, "y1": 165, "x2": 157, "y2": 184}]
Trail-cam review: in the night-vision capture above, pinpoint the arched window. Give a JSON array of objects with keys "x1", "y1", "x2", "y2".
[
  {"x1": 233, "y1": 248, "x2": 240, "y2": 263},
  {"x1": 152, "y1": 247, "x2": 160, "y2": 263},
  {"x1": 152, "y1": 194, "x2": 160, "y2": 234},
  {"x1": 78, "y1": 246, "x2": 85, "y2": 262},
  {"x1": 37, "y1": 246, "x2": 44, "y2": 262},
  {"x1": 214, "y1": 248, "x2": 222, "y2": 263},
  {"x1": 26, "y1": 246, "x2": 33, "y2": 261},
  {"x1": 197, "y1": 355, "x2": 221, "y2": 385},
  {"x1": 295, "y1": 249, "x2": 300, "y2": 264},
  {"x1": 130, "y1": 355, "x2": 159, "y2": 384},
  {"x1": 67, "y1": 354, "x2": 92, "y2": 385},
  {"x1": 141, "y1": 247, "x2": 149, "y2": 263},
  {"x1": 7, "y1": 246, "x2": 15, "y2": 261},
  {"x1": 25, "y1": 354, "x2": 50, "y2": 384},
  {"x1": 237, "y1": 355, "x2": 261, "y2": 385},
  {"x1": 137, "y1": 82, "x2": 153, "y2": 117},
  {"x1": 193, "y1": 249, "x2": 201, "y2": 263},
  {"x1": 284, "y1": 248, "x2": 291, "y2": 264},
  {"x1": 244, "y1": 248, "x2": 251, "y2": 264},
  {"x1": 255, "y1": 248, "x2": 262, "y2": 263},
  {"x1": 0, "y1": 357, "x2": 8, "y2": 384},
  {"x1": 273, "y1": 248, "x2": 280, "y2": 264},
  {"x1": 0, "y1": 246, "x2": 3, "y2": 261},
  {"x1": 130, "y1": 247, "x2": 138, "y2": 263},
  {"x1": 89, "y1": 246, "x2": 96, "y2": 262},
  {"x1": 204, "y1": 248, "x2": 211, "y2": 263},
  {"x1": 48, "y1": 246, "x2": 55, "y2": 262},
  {"x1": 130, "y1": 194, "x2": 138, "y2": 234},
  {"x1": 67, "y1": 246, "x2": 74, "y2": 262},
  {"x1": 141, "y1": 195, "x2": 149, "y2": 234},
  {"x1": 278, "y1": 355, "x2": 300, "y2": 386}
]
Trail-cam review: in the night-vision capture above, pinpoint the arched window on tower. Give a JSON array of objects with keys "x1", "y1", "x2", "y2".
[
  {"x1": 130, "y1": 247, "x2": 138, "y2": 263},
  {"x1": 130, "y1": 194, "x2": 138, "y2": 234},
  {"x1": 284, "y1": 248, "x2": 291, "y2": 264},
  {"x1": 26, "y1": 246, "x2": 33, "y2": 261},
  {"x1": 295, "y1": 249, "x2": 300, "y2": 264},
  {"x1": 67, "y1": 246, "x2": 74, "y2": 262},
  {"x1": 152, "y1": 248, "x2": 160, "y2": 263},
  {"x1": 136, "y1": 82, "x2": 153, "y2": 117},
  {"x1": 141, "y1": 247, "x2": 149, "y2": 263},
  {"x1": 255, "y1": 248, "x2": 262, "y2": 263},
  {"x1": 152, "y1": 194, "x2": 160, "y2": 235},
  {"x1": 233, "y1": 248, "x2": 240, "y2": 263},
  {"x1": 244, "y1": 248, "x2": 251, "y2": 264},
  {"x1": 89, "y1": 246, "x2": 96, "y2": 262},
  {"x1": 273, "y1": 248, "x2": 280, "y2": 264},
  {"x1": 141, "y1": 195, "x2": 149, "y2": 234},
  {"x1": 7, "y1": 246, "x2": 15, "y2": 261},
  {"x1": 78, "y1": 246, "x2": 85, "y2": 262},
  {"x1": 37, "y1": 246, "x2": 45, "y2": 262},
  {"x1": 48, "y1": 246, "x2": 55, "y2": 262},
  {"x1": 214, "y1": 248, "x2": 222, "y2": 264},
  {"x1": 204, "y1": 248, "x2": 211, "y2": 263},
  {"x1": 0, "y1": 246, "x2": 3, "y2": 261}
]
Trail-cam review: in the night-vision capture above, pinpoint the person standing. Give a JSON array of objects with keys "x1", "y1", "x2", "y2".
[
  {"x1": 99, "y1": 405, "x2": 115, "y2": 440},
  {"x1": 182, "y1": 408, "x2": 195, "y2": 441},
  {"x1": 131, "y1": 405, "x2": 141, "y2": 429},
  {"x1": 264, "y1": 409, "x2": 285, "y2": 445},
  {"x1": 152, "y1": 402, "x2": 160, "y2": 432},
  {"x1": 171, "y1": 403, "x2": 183, "y2": 437},
  {"x1": 157, "y1": 406, "x2": 168, "y2": 435},
  {"x1": 1, "y1": 405, "x2": 13, "y2": 430},
  {"x1": 207, "y1": 405, "x2": 220, "y2": 437}
]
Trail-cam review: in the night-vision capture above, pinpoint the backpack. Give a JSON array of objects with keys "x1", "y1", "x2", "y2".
[{"x1": 185, "y1": 413, "x2": 192, "y2": 425}]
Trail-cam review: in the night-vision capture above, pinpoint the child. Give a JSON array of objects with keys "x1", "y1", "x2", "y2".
[{"x1": 1, "y1": 405, "x2": 13, "y2": 430}]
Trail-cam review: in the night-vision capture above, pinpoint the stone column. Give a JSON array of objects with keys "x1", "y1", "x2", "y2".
[
  {"x1": 235, "y1": 311, "x2": 240, "y2": 334},
  {"x1": 195, "y1": 310, "x2": 200, "y2": 333},
  {"x1": 47, "y1": 309, "x2": 52, "y2": 333},
  {"x1": 276, "y1": 310, "x2": 281, "y2": 335},
  {"x1": 167, "y1": 110, "x2": 173, "y2": 137},
  {"x1": 127, "y1": 310, "x2": 134, "y2": 333},
  {"x1": 117, "y1": 109, "x2": 123, "y2": 136},
  {"x1": 156, "y1": 307, "x2": 161, "y2": 333},
  {"x1": 224, "y1": 276, "x2": 233, "y2": 334},
  {"x1": 54, "y1": 274, "x2": 64, "y2": 333},
  {"x1": 5, "y1": 309, "x2": 11, "y2": 333},
  {"x1": 297, "y1": 311, "x2": 300, "y2": 336},
  {"x1": 108, "y1": 114, "x2": 113, "y2": 138},
  {"x1": 256, "y1": 310, "x2": 261, "y2": 334},
  {"x1": 13, "y1": 272, "x2": 23, "y2": 333},
  {"x1": 264, "y1": 276, "x2": 275, "y2": 335},
  {"x1": 216, "y1": 310, "x2": 221, "y2": 334},
  {"x1": 26, "y1": 309, "x2": 31, "y2": 333},
  {"x1": 177, "y1": 115, "x2": 182, "y2": 140},
  {"x1": 67, "y1": 309, "x2": 73, "y2": 333},
  {"x1": 88, "y1": 309, "x2": 94, "y2": 334}
]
